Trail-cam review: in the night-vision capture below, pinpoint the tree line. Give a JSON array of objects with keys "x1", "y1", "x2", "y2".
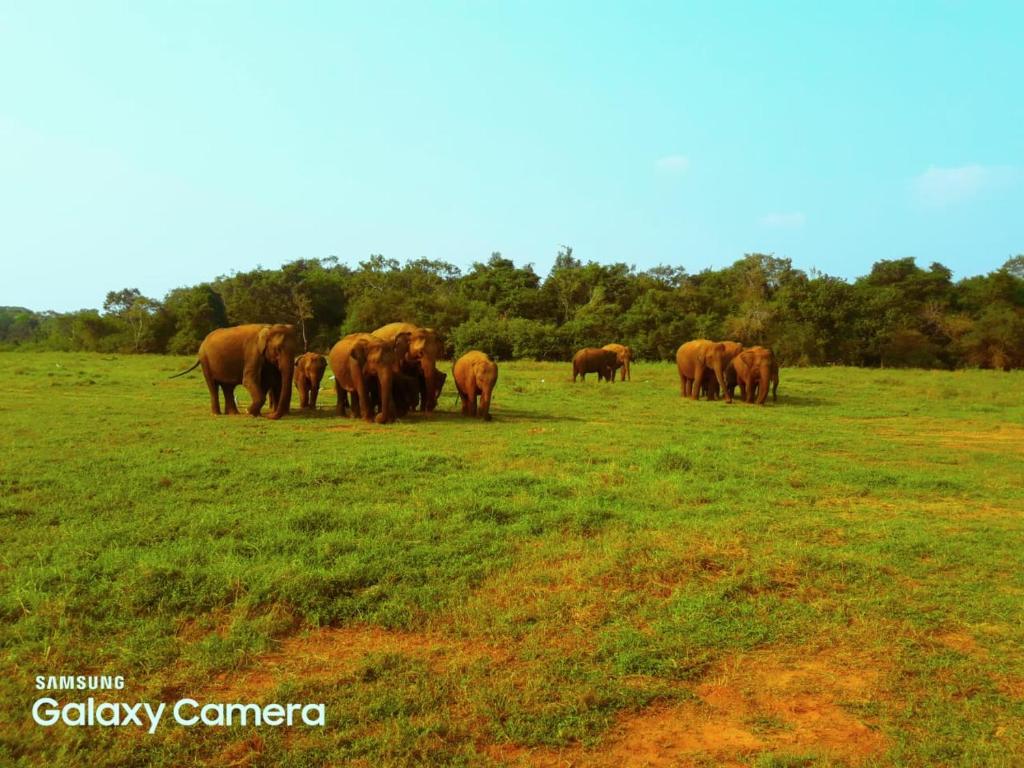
[{"x1": 3, "y1": 250, "x2": 1023, "y2": 369}]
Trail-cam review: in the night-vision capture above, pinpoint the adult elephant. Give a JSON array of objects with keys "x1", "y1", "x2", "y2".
[
  {"x1": 728, "y1": 346, "x2": 779, "y2": 404},
  {"x1": 676, "y1": 340, "x2": 742, "y2": 402},
  {"x1": 573, "y1": 347, "x2": 617, "y2": 382},
  {"x1": 171, "y1": 324, "x2": 297, "y2": 418},
  {"x1": 453, "y1": 351, "x2": 498, "y2": 421},
  {"x1": 328, "y1": 333, "x2": 406, "y2": 423},
  {"x1": 294, "y1": 352, "x2": 327, "y2": 409},
  {"x1": 602, "y1": 343, "x2": 634, "y2": 382},
  {"x1": 373, "y1": 322, "x2": 444, "y2": 412}
]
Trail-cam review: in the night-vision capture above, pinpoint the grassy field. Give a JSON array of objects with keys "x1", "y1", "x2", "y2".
[{"x1": 1, "y1": 352, "x2": 1023, "y2": 767}]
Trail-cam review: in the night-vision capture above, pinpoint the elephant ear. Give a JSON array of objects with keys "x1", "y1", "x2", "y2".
[
  {"x1": 393, "y1": 331, "x2": 412, "y2": 360},
  {"x1": 257, "y1": 326, "x2": 270, "y2": 357}
]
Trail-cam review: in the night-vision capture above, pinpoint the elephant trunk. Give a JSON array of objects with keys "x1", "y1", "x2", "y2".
[
  {"x1": 376, "y1": 368, "x2": 394, "y2": 424},
  {"x1": 479, "y1": 385, "x2": 492, "y2": 421},
  {"x1": 421, "y1": 358, "x2": 439, "y2": 411},
  {"x1": 756, "y1": 360, "x2": 771, "y2": 405},
  {"x1": 714, "y1": 359, "x2": 731, "y2": 403}
]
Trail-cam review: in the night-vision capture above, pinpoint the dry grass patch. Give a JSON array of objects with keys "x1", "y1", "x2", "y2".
[{"x1": 492, "y1": 648, "x2": 888, "y2": 767}]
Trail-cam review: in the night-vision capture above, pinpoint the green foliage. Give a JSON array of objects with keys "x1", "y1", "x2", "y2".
[{"x1": 4, "y1": 252, "x2": 1024, "y2": 369}]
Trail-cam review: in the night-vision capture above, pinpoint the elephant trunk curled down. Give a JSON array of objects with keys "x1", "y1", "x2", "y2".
[
  {"x1": 453, "y1": 351, "x2": 498, "y2": 421},
  {"x1": 188, "y1": 323, "x2": 298, "y2": 419}
]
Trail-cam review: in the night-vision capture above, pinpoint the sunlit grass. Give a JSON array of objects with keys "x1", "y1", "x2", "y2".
[{"x1": 1, "y1": 353, "x2": 1022, "y2": 766}]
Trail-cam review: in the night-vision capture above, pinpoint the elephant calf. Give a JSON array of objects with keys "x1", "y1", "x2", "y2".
[
  {"x1": 453, "y1": 351, "x2": 498, "y2": 421},
  {"x1": 294, "y1": 352, "x2": 327, "y2": 409},
  {"x1": 572, "y1": 348, "x2": 617, "y2": 382}
]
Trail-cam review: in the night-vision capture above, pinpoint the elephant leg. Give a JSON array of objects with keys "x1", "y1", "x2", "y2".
[
  {"x1": 310, "y1": 384, "x2": 319, "y2": 409},
  {"x1": 223, "y1": 385, "x2": 240, "y2": 415},
  {"x1": 201, "y1": 361, "x2": 221, "y2": 414},
  {"x1": 245, "y1": 383, "x2": 266, "y2": 416},
  {"x1": 691, "y1": 363, "x2": 704, "y2": 400},
  {"x1": 297, "y1": 376, "x2": 309, "y2": 408},
  {"x1": 414, "y1": 373, "x2": 428, "y2": 412},
  {"x1": 339, "y1": 382, "x2": 352, "y2": 417},
  {"x1": 458, "y1": 388, "x2": 471, "y2": 416}
]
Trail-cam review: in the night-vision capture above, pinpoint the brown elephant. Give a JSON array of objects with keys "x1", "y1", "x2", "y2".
[
  {"x1": 602, "y1": 343, "x2": 634, "y2": 381},
  {"x1": 727, "y1": 346, "x2": 779, "y2": 404},
  {"x1": 294, "y1": 352, "x2": 327, "y2": 409},
  {"x1": 453, "y1": 351, "x2": 498, "y2": 421},
  {"x1": 373, "y1": 322, "x2": 444, "y2": 412},
  {"x1": 328, "y1": 333, "x2": 407, "y2": 423},
  {"x1": 676, "y1": 340, "x2": 743, "y2": 402},
  {"x1": 171, "y1": 324, "x2": 297, "y2": 418},
  {"x1": 572, "y1": 347, "x2": 617, "y2": 382}
]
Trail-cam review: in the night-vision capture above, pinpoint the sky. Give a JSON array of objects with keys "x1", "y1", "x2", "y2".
[{"x1": 2, "y1": 2, "x2": 1022, "y2": 312}]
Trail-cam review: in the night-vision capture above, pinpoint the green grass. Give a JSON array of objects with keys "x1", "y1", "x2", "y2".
[{"x1": 1, "y1": 353, "x2": 1023, "y2": 766}]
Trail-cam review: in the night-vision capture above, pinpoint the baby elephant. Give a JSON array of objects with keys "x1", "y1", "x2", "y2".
[
  {"x1": 453, "y1": 351, "x2": 498, "y2": 421},
  {"x1": 294, "y1": 352, "x2": 327, "y2": 409}
]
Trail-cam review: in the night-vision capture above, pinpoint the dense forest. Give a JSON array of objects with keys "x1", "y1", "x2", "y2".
[{"x1": 3, "y1": 250, "x2": 1023, "y2": 369}]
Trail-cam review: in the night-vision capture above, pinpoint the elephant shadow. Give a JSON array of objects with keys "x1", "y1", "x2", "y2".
[
  {"x1": 765, "y1": 393, "x2": 832, "y2": 407},
  {"x1": 398, "y1": 405, "x2": 585, "y2": 424}
]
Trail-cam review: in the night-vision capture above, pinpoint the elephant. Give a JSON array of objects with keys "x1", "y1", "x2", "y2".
[
  {"x1": 453, "y1": 351, "x2": 498, "y2": 421},
  {"x1": 373, "y1": 322, "x2": 445, "y2": 412},
  {"x1": 572, "y1": 347, "x2": 617, "y2": 382},
  {"x1": 676, "y1": 340, "x2": 743, "y2": 402},
  {"x1": 171, "y1": 324, "x2": 297, "y2": 418},
  {"x1": 294, "y1": 352, "x2": 327, "y2": 409},
  {"x1": 368, "y1": 371, "x2": 420, "y2": 418},
  {"x1": 727, "y1": 346, "x2": 779, "y2": 404},
  {"x1": 602, "y1": 343, "x2": 634, "y2": 381},
  {"x1": 700, "y1": 368, "x2": 721, "y2": 400},
  {"x1": 328, "y1": 333, "x2": 408, "y2": 423}
]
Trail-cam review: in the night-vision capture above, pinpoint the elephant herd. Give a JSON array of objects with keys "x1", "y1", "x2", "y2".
[
  {"x1": 572, "y1": 339, "x2": 778, "y2": 405},
  {"x1": 173, "y1": 322, "x2": 498, "y2": 423},
  {"x1": 172, "y1": 325, "x2": 779, "y2": 424}
]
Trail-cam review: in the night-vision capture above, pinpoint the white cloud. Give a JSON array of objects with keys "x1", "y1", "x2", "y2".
[
  {"x1": 912, "y1": 164, "x2": 1013, "y2": 206},
  {"x1": 655, "y1": 154, "x2": 690, "y2": 174},
  {"x1": 759, "y1": 212, "x2": 806, "y2": 229}
]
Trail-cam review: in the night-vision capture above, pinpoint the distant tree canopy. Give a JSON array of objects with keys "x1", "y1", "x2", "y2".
[{"x1": 3, "y1": 252, "x2": 1023, "y2": 369}]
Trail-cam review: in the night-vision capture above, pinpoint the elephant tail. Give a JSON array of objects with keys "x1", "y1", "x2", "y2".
[{"x1": 168, "y1": 360, "x2": 201, "y2": 379}]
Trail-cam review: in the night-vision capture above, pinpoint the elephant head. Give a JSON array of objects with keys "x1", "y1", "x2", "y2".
[
  {"x1": 733, "y1": 346, "x2": 777, "y2": 404},
  {"x1": 248, "y1": 324, "x2": 297, "y2": 418}
]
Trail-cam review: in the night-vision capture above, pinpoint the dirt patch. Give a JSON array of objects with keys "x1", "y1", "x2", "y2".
[
  {"x1": 493, "y1": 649, "x2": 888, "y2": 767},
  {"x1": 876, "y1": 423, "x2": 1024, "y2": 456},
  {"x1": 934, "y1": 630, "x2": 985, "y2": 657},
  {"x1": 199, "y1": 625, "x2": 510, "y2": 702}
]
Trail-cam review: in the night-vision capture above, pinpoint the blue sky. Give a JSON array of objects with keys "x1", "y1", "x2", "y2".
[{"x1": 2, "y1": 2, "x2": 1021, "y2": 312}]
